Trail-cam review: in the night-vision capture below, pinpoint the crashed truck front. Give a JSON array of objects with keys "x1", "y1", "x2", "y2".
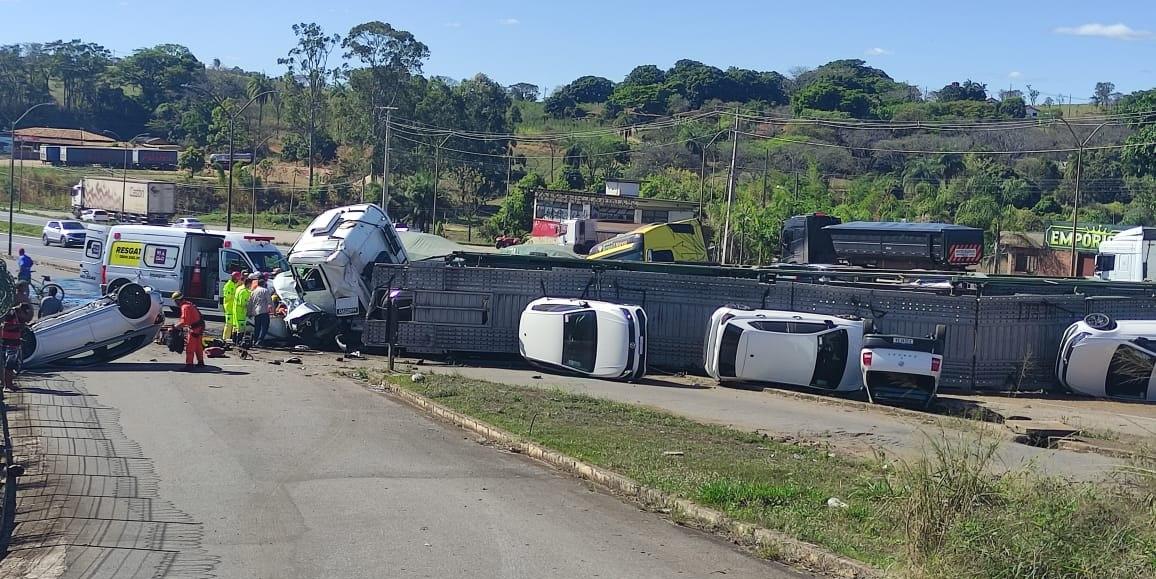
[{"x1": 284, "y1": 204, "x2": 408, "y2": 349}]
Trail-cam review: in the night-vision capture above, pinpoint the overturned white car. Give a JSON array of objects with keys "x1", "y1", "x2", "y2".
[
  {"x1": 1057, "y1": 313, "x2": 1156, "y2": 401},
  {"x1": 23, "y1": 283, "x2": 163, "y2": 368},
  {"x1": 518, "y1": 297, "x2": 647, "y2": 381},
  {"x1": 860, "y1": 328, "x2": 945, "y2": 409},
  {"x1": 704, "y1": 306, "x2": 868, "y2": 392}
]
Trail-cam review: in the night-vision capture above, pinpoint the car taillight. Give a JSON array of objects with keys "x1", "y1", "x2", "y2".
[
  {"x1": 861, "y1": 351, "x2": 872, "y2": 367},
  {"x1": 931, "y1": 357, "x2": 941, "y2": 372},
  {"x1": 101, "y1": 265, "x2": 106, "y2": 285}
]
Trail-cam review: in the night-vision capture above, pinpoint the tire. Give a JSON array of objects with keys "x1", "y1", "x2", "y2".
[
  {"x1": 1083, "y1": 312, "x2": 1116, "y2": 331},
  {"x1": 115, "y1": 283, "x2": 152, "y2": 319},
  {"x1": 42, "y1": 235, "x2": 50, "y2": 246},
  {"x1": 106, "y1": 278, "x2": 130, "y2": 297},
  {"x1": 59, "y1": 234, "x2": 67, "y2": 246},
  {"x1": 42, "y1": 283, "x2": 64, "y2": 303},
  {"x1": 933, "y1": 324, "x2": 947, "y2": 354},
  {"x1": 862, "y1": 318, "x2": 875, "y2": 336},
  {"x1": 334, "y1": 330, "x2": 363, "y2": 353}
]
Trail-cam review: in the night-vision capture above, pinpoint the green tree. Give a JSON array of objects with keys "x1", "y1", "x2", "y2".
[
  {"x1": 935, "y1": 80, "x2": 987, "y2": 102},
  {"x1": 565, "y1": 75, "x2": 615, "y2": 102},
  {"x1": 112, "y1": 44, "x2": 203, "y2": 112},
  {"x1": 507, "y1": 83, "x2": 539, "y2": 101},
  {"x1": 1091, "y1": 81, "x2": 1116, "y2": 108},
  {"x1": 490, "y1": 173, "x2": 545, "y2": 236},
  {"x1": 178, "y1": 146, "x2": 205, "y2": 177},
  {"x1": 622, "y1": 65, "x2": 665, "y2": 87},
  {"x1": 279, "y1": 23, "x2": 341, "y2": 188}
]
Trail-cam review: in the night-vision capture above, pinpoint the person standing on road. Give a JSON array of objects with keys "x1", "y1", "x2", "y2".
[
  {"x1": 1, "y1": 304, "x2": 32, "y2": 391},
  {"x1": 172, "y1": 292, "x2": 205, "y2": 370},
  {"x1": 221, "y1": 271, "x2": 242, "y2": 341},
  {"x1": 38, "y1": 285, "x2": 63, "y2": 318},
  {"x1": 232, "y1": 275, "x2": 253, "y2": 344},
  {"x1": 15, "y1": 248, "x2": 32, "y2": 283},
  {"x1": 14, "y1": 281, "x2": 31, "y2": 306},
  {"x1": 248, "y1": 276, "x2": 272, "y2": 346}
]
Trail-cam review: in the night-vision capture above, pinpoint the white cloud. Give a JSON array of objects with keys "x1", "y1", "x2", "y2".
[
  {"x1": 864, "y1": 47, "x2": 891, "y2": 56},
  {"x1": 1008, "y1": 71, "x2": 1023, "y2": 79},
  {"x1": 444, "y1": 21, "x2": 462, "y2": 28},
  {"x1": 498, "y1": 18, "x2": 520, "y2": 25},
  {"x1": 1054, "y1": 23, "x2": 1151, "y2": 40}
]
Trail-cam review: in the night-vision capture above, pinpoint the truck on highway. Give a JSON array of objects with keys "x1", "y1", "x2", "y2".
[
  {"x1": 41, "y1": 146, "x2": 178, "y2": 170},
  {"x1": 70, "y1": 177, "x2": 177, "y2": 224},
  {"x1": 780, "y1": 213, "x2": 984, "y2": 270},
  {"x1": 278, "y1": 203, "x2": 408, "y2": 350},
  {"x1": 1094, "y1": 227, "x2": 1156, "y2": 282}
]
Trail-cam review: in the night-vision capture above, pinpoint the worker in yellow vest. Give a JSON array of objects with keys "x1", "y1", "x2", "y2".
[
  {"x1": 221, "y1": 270, "x2": 243, "y2": 341},
  {"x1": 231, "y1": 274, "x2": 254, "y2": 344}
]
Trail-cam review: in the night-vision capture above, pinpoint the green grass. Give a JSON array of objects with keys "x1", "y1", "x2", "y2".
[{"x1": 384, "y1": 372, "x2": 1156, "y2": 577}]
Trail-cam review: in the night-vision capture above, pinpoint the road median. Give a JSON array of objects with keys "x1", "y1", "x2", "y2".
[{"x1": 372, "y1": 371, "x2": 1156, "y2": 579}]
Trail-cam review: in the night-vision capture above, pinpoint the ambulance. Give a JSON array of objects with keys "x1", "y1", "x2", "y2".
[{"x1": 93, "y1": 225, "x2": 287, "y2": 310}]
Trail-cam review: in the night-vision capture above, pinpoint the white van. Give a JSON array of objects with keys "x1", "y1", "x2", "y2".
[{"x1": 96, "y1": 225, "x2": 287, "y2": 309}]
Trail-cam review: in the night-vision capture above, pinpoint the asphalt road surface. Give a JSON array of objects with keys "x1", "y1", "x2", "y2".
[{"x1": 0, "y1": 346, "x2": 800, "y2": 578}]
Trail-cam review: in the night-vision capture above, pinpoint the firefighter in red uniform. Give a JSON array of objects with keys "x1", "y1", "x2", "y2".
[
  {"x1": 172, "y1": 292, "x2": 205, "y2": 370},
  {"x1": 1, "y1": 304, "x2": 32, "y2": 391}
]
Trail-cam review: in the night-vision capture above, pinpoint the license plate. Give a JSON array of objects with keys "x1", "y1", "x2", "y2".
[
  {"x1": 336, "y1": 296, "x2": 359, "y2": 317},
  {"x1": 893, "y1": 337, "x2": 914, "y2": 345}
]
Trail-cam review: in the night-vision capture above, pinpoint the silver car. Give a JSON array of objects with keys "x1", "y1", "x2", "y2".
[{"x1": 22, "y1": 283, "x2": 163, "y2": 368}]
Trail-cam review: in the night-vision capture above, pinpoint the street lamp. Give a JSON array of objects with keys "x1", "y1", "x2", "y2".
[
  {"x1": 1055, "y1": 117, "x2": 1111, "y2": 277},
  {"x1": 182, "y1": 84, "x2": 277, "y2": 231},
  {"x1": 248, "y1": 133, "x2": 279, "y2": 233},
  {"x1": 7, "y1": 102, "x2": 54, "y2": 255}
]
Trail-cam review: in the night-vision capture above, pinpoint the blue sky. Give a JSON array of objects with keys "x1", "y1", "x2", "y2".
[{"x1": 4, "y1": 0, "x2": 1156, "y2": 102}]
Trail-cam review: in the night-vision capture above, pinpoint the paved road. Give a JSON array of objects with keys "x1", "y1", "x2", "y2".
[
  {"x1": 426, "y1": 363, "x2": 1122, "y2": 480},
  {"x1": 10, "y1": 234, "x2": 84, "y2": 265},
  {"x1": 0, "y1": 346, "x2": 798, "y2": 578}
]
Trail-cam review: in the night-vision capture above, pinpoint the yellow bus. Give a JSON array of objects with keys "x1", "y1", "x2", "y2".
[{"x1": 586, "y1": 219, "x2": 708, "y2": 263}]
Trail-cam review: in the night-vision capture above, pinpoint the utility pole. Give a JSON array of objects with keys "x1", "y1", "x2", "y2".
[
  {"x1": 8, "y1": 102, "x2": 53, "y2": 255},
  {"x1": 720, "y1": 109, "x2": 740, "y2": 265},
  {"x1": 1056, "y1": 117, "x2": 1110, "y2": 276},
  {"x1": 378, "y1": 106, "x2": 397, "y2": 209},
  {"x1": 761, "y1": 147, "x2": 769, "y2": 206},
  {"x1": 432, "y1": 133, "x2": 452, "y2": 230}
]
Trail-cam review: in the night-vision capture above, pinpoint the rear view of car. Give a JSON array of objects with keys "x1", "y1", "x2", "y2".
[
  {"x1": 704, "y1": 306, "x2": 865, "y2": 392},
  {"x1": 81, "y1": 209, "x2": 110, "y2": 223},
  {"x1": 519, "y1": 297, "x2": 647, "y2": 381},
  {"x1": 860, "y1": 327, "x2": 945, "y2": 409}
]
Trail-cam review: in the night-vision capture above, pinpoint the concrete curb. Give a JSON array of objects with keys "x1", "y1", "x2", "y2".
[{"x1": 379, "y1": 381, "x2": 881, "y2": 579}]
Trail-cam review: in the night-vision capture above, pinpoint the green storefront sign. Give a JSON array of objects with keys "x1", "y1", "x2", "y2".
[{"x1": 1044, "y1": 224, "x2": 1125, "y2": 252}]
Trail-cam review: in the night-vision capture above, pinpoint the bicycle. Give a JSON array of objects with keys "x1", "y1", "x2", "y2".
[{"x1": 25, "y1": 272, "x2": 65, "y2": 303}]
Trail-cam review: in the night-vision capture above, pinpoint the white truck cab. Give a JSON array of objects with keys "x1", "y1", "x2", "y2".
[
  {"x1": 1095, "y1": 227, "x2": 1156, "y2": 282},
  {"x1": 95, "y1": 225, "x2": 286, "y2": 309}
]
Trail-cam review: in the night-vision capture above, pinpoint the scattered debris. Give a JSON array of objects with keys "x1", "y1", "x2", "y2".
[
  {"x1": 411, "y1": 373, "x2": 425, "y2": 382},
  {"x1": 148, "y1": 358, "x2": 157, "y2": 362},
  {"x1": 293, "y1": 345, "x2": 311, "y2": 352},
  {"x1": 347, "y1": 351, "x2": 365, "y2": 360},
  {"x1": 269, "y1": 360, "x2": 282, "y2": 366},
  {"x1": 662, "y1": 450, "x2": 685, "y2": 457},
  {"x1": 826, "y1": 497, "x2": 849, "y2": 509},
  {"x1": 336, "y1": 357, "x2": 344, "y2": 362},
  {"x1": 284, "y1": 357, "x2": 303, "y2": 364},
  {"x1": 532, "y1": 375, "x2": 542, "y2": 380}
]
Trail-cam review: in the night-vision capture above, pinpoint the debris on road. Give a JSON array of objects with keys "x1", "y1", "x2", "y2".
[{"x1": 826, "y1": 497, "x2": 849, "y2": 509}]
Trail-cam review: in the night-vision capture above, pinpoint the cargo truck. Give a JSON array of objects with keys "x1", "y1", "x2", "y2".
[
  {"x1": 41, "y1": 146, "x2": 177, "y2": 169},
  {"x1": 70, "y1": 177, "x2": 177, "y2": 224}
]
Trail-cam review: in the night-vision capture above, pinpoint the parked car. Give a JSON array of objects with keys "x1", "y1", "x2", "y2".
[
  {"x1": 1056, "y1": 313, "x2": 1156, "y2": 401},
  {"x1": 41, "y1": 220, "x2": 87, "y2": 247},
  {"x1": 860, "y1": 328, "x2": 945, "y2": 409},
  {"x1": 22, "y1": 282, "x2": 162, "y2": 368},
  {"x1": 518, "y1": 297, "x2": 647, "y2": 381},
  {"x1": 80, "y1": 209, "x2": 110, "y2": 223},
  {"x1": 172, "y1": 217, "x2": 206, "y2": 230},
  {"x1": 704, "y1": 306, "x2": 870, "y2": 392}
]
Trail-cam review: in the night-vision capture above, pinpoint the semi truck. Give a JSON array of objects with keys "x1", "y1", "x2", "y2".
[
  {"x1": 41, "y1": 146, "x2": 178, "y2": 170},
  {"x1": 70, "y1": 177, "x2": 177, "y2": 224},
  {"x1": 1095, "y1": 227, "x2": 1156, "y2": 282},
  {"x1": 780, "y1": 213, "x2": 984, "y2": 270}
]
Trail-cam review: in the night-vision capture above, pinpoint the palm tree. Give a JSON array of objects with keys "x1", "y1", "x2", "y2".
[{"x1": 246, "y1": 74, "x2": 275, "y2": 156}]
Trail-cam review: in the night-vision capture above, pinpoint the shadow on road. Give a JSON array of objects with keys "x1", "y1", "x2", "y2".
[{"x1": 44, "y1": 362, "x2": 250, "y2": 376}]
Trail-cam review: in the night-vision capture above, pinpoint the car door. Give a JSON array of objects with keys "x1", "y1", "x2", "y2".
[
  {"x1": 45, "y1": 221, "x2": 58, "y2": 240},
  {"x1": 79, "y1": 226, "x2": 107, "y2": 285},
  {"x1": 737, "y1": 320, "x2": 818, "y2": 386}
]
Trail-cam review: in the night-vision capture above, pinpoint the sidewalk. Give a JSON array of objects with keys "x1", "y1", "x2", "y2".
[{"x1": 411, "y1": 362, "x2": 1123, "y2": 480}]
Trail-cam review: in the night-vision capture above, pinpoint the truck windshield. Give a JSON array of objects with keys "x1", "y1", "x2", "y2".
[
  {"x1": 561, "y1": 310, "x2": 598, "y2": 373},
  {"x1": 589, "y1": 234, "x2": 643, "y2": 261},
  {"x1": 293, "y1": 266, "x2": 326, "y2": 292},
  {"x1": 248, "y1": 251, "x2": 289, "y2": 273}
]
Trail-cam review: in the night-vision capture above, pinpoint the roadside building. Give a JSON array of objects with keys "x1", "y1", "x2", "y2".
[{"x1": 998, "y1": 223, "x2": 1126, "y2": 276}]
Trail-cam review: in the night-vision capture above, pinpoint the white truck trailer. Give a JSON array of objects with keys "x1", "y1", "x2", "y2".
[{"x1": 71, "y1": 177, "x2": 177, "y2": 224}]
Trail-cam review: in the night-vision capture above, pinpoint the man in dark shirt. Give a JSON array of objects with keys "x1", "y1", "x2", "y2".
[
  {"x1": 2, "y1": 304, "x2": 32, "y2": 391},
  {"x1": 39, "y1": 285, "x2": 63, "y2": 318}
]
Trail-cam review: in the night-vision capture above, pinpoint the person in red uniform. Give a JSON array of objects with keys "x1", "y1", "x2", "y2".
[
  {"x1": 1, "y1": 303, "x2": 32, "y2": 391},
  {"x1": 172, "y1": 292, "x2": 205, "y2": 370}
]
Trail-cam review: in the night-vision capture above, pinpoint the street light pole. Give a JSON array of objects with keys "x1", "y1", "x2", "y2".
[
  {"x1": 1056, "y1": 117, "x2": 1110, "y2": 277},
  {"x1": 720, "y1": 110, "x2": 740, "y2": 265},
  {"x1": 376, "y1": 106, "x2": 398, "y2": 209},
  {"x1": 698, "y1": 130, "x2": 727, "y2": 218},
  {"x1": 7, "y1": 102, "x2": 54, "y2": 255},
  {"x1": 101, "y1": 131, "x2": 149, "y2": 223}
]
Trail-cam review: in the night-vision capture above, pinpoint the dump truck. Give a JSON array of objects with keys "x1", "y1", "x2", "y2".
[{"x1": 70, "y1": 177, "x2": 177, "y2": 224}]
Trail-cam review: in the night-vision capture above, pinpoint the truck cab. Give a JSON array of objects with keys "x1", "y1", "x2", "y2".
[
  {"x1": 586, "y1": 219, "x2": 707, "y2": 263},
  {"x1": 1095, "y1": 227, "x2": 1156, "y2": 282}
]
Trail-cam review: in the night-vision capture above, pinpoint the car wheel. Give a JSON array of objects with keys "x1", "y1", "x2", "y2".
[
  {"x1": 106, "y1": 278, "x2": 130, "y2": 297},
  {"x1": 42, "y1": 234, "x2": 50, "y2": 246},
  {"x1": 1083, "y1": 312, "x2": 1116, "y2": 331},
  {"x1": 115, "y1": 283, "x2": 153, "y2": 319},
  {"x1": 59, "y1": 235, "x2": 67, "y2": 246}
]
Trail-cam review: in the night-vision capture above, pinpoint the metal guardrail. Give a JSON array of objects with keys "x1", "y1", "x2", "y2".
[{"x1": 366, "y1": 255, "x2": 1156, "y2": 392}]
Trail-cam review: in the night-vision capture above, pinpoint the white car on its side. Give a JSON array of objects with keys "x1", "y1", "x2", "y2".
[
  {"x1": 518, "y1": 297, "x2": 647, "y2": 381},
  {"x1": 704, "y1": 306, "x2": 869, "y2": 392},
  {"x1": 22, "y1": 282, "x2": 163, "y2": 368},
  {"x1": 860, "y1": 328, "x2": 945, "y2": 408},
  {"x1": 1057, "y1": 313, "x2": 1156, "y2": 401}
]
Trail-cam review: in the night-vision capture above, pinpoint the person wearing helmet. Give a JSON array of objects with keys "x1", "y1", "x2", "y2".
[
  {"x1": 172, "y1": 292, "x2": 205, "y2": 370},
  {"x1": 221, "y1": 270, "x2": 243, "y2": 341}
]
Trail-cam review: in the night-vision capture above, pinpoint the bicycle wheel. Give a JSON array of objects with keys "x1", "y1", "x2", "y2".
[{"x1": 42, "y1": 283, "x2": 65, "y2": 303}]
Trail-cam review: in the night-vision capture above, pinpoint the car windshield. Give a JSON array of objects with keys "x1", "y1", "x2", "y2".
[
  {"x1": 561, "y1": 310, "x2": 598, "y2": 373},
  {"x1": 589, "y1": 234, "x2": 643, "y2": 261},
  {"x1": 248, "y1": 251, "x2": 289, "y2": 273},
  {"x1": 61, "y1": 222, "x2": 84, "y2": 230}
]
